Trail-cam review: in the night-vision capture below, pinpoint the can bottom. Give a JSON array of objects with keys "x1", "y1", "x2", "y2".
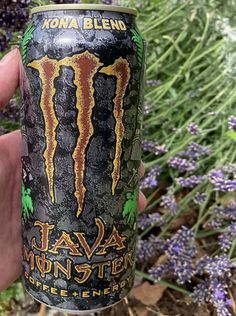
[{"x1": 25, "y1": 287, "x2": 124, "y2": 315}]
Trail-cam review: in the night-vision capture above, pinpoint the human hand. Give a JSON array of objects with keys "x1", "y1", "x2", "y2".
[
  {"x1": 0, "y1": 48, "x2": 22, "y2": 291},
  {"x1": 0, "y1": 49, "x2": 147, "y2": 291}
]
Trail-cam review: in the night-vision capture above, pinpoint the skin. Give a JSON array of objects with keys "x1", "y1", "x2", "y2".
[{"x1": 0, "y1": 49, "x2": 147, "y2": 292}]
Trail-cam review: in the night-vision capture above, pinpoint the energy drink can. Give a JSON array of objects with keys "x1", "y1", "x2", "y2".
[{"x1": 20, "y1": 4, "x2": 145, "y2": 313}]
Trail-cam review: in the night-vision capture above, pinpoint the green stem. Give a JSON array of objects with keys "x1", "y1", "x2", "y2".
[
  {"x1": 199, "y1": 72, "x2": 225, "y2": 92},
  {"x1": 135, "y1": 270, "x2": 191, "y2": 295},
  {"x1": 147, "y1": 187, "x2": 159, "y2": 203},
  {"x1": 193, "y1": 187, "x2": 212, "y2": 237},
  {"x1": 142, "y1": 3, "x2": 188, "y2": 34},
  {"x1": 146, "y1": 30, "x2": 187, "y2": 74},
  {"x1": 196, "y1": 228, "x2": 227, "y2": 238},
  {"x1": 229, "y1": 238, "x2": 236, "y2": 258}
]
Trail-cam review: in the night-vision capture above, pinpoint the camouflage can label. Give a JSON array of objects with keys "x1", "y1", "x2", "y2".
[{"x1": 20, "y1": 4, "x2": 145, "y2": 312}]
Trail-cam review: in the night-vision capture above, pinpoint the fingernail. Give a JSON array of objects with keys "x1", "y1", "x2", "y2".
[{"x1": 0, "y1": 48, "x2": 18, "y2": 64}]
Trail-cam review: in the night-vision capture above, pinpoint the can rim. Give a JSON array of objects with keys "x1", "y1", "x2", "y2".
[{"x1": 31, "y1": 4, "x2": 137, "y2": 16}]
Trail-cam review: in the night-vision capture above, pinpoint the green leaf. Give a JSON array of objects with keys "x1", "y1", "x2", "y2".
[
  {"x1": 225, "y1": 130, "x2": 236, "y2": 141},
  {"x1": 122, "y1": 190, "x2": 138, "y2": 226},
  {"x1": 22, "y1": 182, "x2": 34, "y2": 222},
  {"x1": 21, "y1": 23, "x2": 35, "y2": 64},
  {"x1": 131, "y1": 28, "x2": 144, "y2": 67}
]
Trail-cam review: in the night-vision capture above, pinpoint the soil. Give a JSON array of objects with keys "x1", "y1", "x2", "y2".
[{"x1": 4, "y1": 290, "x2": 215, "y2": 316}]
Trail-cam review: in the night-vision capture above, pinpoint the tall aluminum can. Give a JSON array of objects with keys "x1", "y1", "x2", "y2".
[{"x1": 20, "y1": 4, "x2": 145, "y2": 313}]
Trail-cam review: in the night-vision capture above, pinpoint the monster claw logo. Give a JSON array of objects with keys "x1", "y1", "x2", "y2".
[
  {"x1": 62, "y1": 52, "x2": 103, "y2": 217},
  {"x1": 28, "y1": 51, "x2": 131, "y2": 217},
  {"x1": 28, "y1": 57, "x2": 60, "y2": 203},
  {"x1": 100, "y1": 58, "x2": 130, "y2": 195}
]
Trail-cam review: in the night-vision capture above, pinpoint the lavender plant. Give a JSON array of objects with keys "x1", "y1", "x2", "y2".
[{"x1": 121, "y1": 0, "x2": 236, "y2": 315}]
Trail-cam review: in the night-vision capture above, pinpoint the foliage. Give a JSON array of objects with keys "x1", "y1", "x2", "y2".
[
  {"x1": 128, "y1": 0, "x2": 236, "y2": 314},
  {"x1": 0, "y1": 281, "x2": 24, "y2": 314}
]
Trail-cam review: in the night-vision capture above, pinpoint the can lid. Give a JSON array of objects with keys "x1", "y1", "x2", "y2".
[{"x1": 31, "y1": 4, "x2": 137, "y2": 16}]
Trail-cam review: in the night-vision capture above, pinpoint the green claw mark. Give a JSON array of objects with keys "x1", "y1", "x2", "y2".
[
  {"x1": 122, "y1": 190, "x2": 139, "y2": 226},
  {"x1": 22, "y1": 182, "x2": 34, "y2": 222},
  {"x1": 21, "y1": 23, "x2": 35, "y2": 64},
  {"x1": 131, "y1": 28, "x2": 144, "y2": 66}
]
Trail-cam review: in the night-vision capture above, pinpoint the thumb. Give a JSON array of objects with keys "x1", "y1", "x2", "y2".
[{"x1": 0, "y1": 48, "x2": 20, "y2": 109}]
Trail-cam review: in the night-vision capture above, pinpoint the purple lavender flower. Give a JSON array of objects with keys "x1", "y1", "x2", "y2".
[
  {"x1": 192, "y1": 279, "x2": 211, "y2": 304},
  {"x1": 213, "y1": 288, "x2": 226, "y2": 301},
  {"x1": 205, "y1": 255, "x2": 232, "y2": 279},
  {"x1": 195, "y1": 255, "x2": 213, "y2": 275},
  {"x1": 142, "y1": 140, "x2": 168, "y2": 156},
  {"x1": 187, "y1": 142, "x2": 210, "y2": 158},
  {"x1": 193, "y1": 192, "x2": 207, "y2": 204},
  {"x1": 208, "y1": 216, "x2": 224, "y2": 229},
  {"x1": 194, "y1": 256, "x2": 233, "y2": 316},
  {"x1": 208, "y1": 167, "x2": 236, "y2": 192},
  {"x1": 223, "y1": 163, "x2": 236, "y2": 175},
  {"x1": 138, "y1": 214, "x2": 150, "y2": 230},
  {"x1": 212, "y1": 178, "x2": 236, "y2": 192},
  {"x1": 219, "y1": 205, "x2": 236, "y2": 220},
  {"x1": 208, "y1": 205, "x2": 236, "y2": 229},
  {"x1": 146, "y1": 79, "x2": 162, "y2": 86},
  {"x1": 178, "y1": 142, "x2": 210, "y2": 160},
  {"x1": 208, "y1": 168, "x2": 224, "y2": 182},
  {"x1": 213, "y1": 206, "x2": 228, "y2": 219},
  {"x1": 219, "y1": 223, "x2": 236, "y2": 251},
  {"x1": 160, "y1": 190, "x2": 178, "y2": 215},
  {"x1": 187, "y1": 122, "x2": 200, "y2": 135},
  {"x1": 218, "y1": 234, "x2": 232, "y2": 252},
  {"x1": 136, "y1": 239, "x2": 155, "y2": 263},
  {"x1": 228, "y1": 115, "x2": 236, "y2": 131},
  {"x1": 138, "y1": 212, "x2": 164, "y2": 230},
  {"x1": 214, "y1": 302, "x2": 231, "y2": 316},
  {"x1": 149, "y1": 213, "x2": 164, "y2": 225},
  {"x1": 174, "y1": 261, "x2": 195, "y2": 284},
  {"x1": 176, "y1": 175, "x2": 206, "y2": 188},
  {"x1": 148, "y1": 227, "x2": 196, "y2": 284},
  {"x1": 229, "y1": 222, "x2": 236, "y2": 234},
  {"x1": 210, "y1": 279, "x2": 232, "y2": 316},
  {"x1": 193, "y1": 278, "x2": 232, "y2": 316},
  {"x1": 153, "y1": 144, "x2": 168, "y2": 155},
  {"x1": 165, "y1": 226, "x2": 196, "y2": 257},
  {"x1": 157, "y1": 227, "x2": 196, "y2": 283},
  {"x1": 140, "y1": 166, "x2": 161, "y2": 189},
  {"x1": 148, "y1": 234, "x2": 165, "y2": 251},
  {"x1": 136, "y1": 236, "x2": 164, "y2": 263},
  {"x1": 149, "y1": 262, "x2": 173, "y2": 282},
  {"x1": 168, "y1": 157, "x2": 196, "y2": 173},
  {"x1": 142, "y1": 140, "x2": 154, "y2": 152}
]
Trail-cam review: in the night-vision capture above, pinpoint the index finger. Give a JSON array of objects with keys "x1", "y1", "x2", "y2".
[{"x1": 0, "y1": 48, "x2": 20, "y2": 109}]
